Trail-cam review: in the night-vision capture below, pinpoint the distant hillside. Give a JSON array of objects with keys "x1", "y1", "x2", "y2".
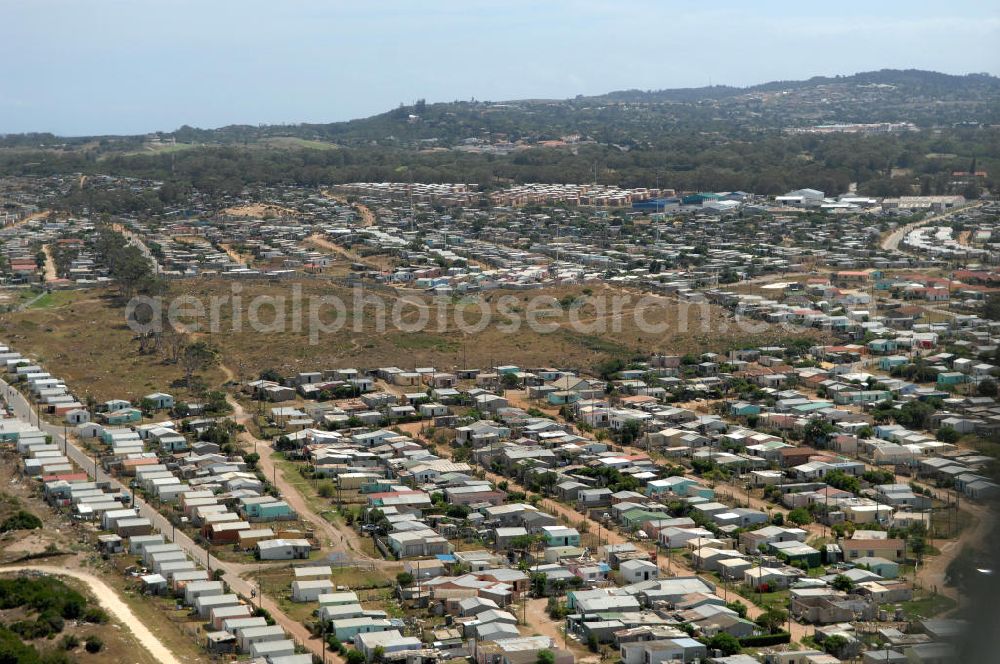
[
  {"x1": 0, "y1": 69, "x2": 996, "y2": 204},
  {"x1": 596, "y1": 69, "x2": 1000, "y2": 102},
  {"x1": 3, "y1": 69, "x2": 995, "y2": 152},
  {"x1": 153, "y1": 68, "x2": 999, "y2": 149}
]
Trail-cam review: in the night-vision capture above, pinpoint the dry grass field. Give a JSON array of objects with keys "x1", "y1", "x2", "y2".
[
  {"x1": 0, "y1": 278, "x2": 821, "y2": 402},
  {"x1": 0, "y1": 290, "x2": 228, "y2": 403},
  {"x1": 220, "y1": 203, "x2": 299, "y2": 218}
]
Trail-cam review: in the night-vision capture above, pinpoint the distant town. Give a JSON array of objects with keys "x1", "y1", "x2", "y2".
[{"x1": 0, "y1": 163, "x2": 996, "y2": 664}]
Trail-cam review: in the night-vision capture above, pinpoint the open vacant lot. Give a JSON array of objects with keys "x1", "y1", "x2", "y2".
[
  {"x1": 0, "y1": 289, "x2": 228, "y2": 403},
  {"x1": 0, "y1": 278, "x2": 813, "y2": 402}
]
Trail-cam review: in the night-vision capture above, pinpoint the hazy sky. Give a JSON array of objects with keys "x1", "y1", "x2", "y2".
[{"x1": 2, "y1": 0, "x2": 998, "y2": 136}]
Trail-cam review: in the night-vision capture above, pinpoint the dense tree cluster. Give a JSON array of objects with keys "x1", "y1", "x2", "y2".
[
  {"x1": 92, "y1": 227, "x2": 160, "y2": 298},
  {"x1": 0, "y1": 70, "x2": 996, "y2": 215},
  {"x1": 2, "y1": 126, "x2": 994, "y2": 214}
]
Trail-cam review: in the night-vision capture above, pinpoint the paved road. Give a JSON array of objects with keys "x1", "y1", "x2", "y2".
[
  {"x1": 0, "y1": 565, "x2": 182, "y2": 664},
  {"x1": 0, "y1": 379, "x2": 332, "y2": 662},
  {"x1": 881, "y1": 202, "x2": 983, "y2": 253}
]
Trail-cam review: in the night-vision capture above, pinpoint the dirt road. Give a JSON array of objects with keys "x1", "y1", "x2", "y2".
[
  {"x1": 307, "y1": 233, "x2": 362, "y2": 262},
  {"x1": 219, "y1": 242, "x2": 250, "y2": 267},
  {"x1": 42, "y1": 244, "x2": 58, "y2": 282},
  {"x1": 523, "y1": 597, "x2": 596, "y2": 660},
  {"x1": 6, "y1": 210, "x2": 47, "y2": 228},
  {"x1": 223, "y1": 390, "x2": 397, "y2": 569},
  {"x1": 915, "y1": 494, "x2": 993, "y2": 604},
  {"x1": 0, "y1": 565, "x2": 183, "y2": 664},
  {"x1": 322, "y1": 192, "x2": 377, "y2": 227}
]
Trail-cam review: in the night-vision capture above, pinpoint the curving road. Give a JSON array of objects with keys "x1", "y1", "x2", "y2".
[
  {"x1": 881, "y1": 202, "x2": 983, "y2": 253},
  {"x1": 0, "y1": 565, "x2": 181, "y2": 664}
]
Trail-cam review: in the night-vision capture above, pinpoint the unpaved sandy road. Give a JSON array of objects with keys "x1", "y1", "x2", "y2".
[
  {"x1": 42, "y1": 244, "x2": 58, "y2": 282},
  {"x1": 0, "y1": 565, "x2": 182, "y2": 664}
]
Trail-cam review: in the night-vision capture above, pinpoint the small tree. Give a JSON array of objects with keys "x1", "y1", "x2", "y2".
[
  {"x1": 396, "y1": 572, "x2": 414, "y2": 587},
  {"x1": 345, "y1": 650, "x2": 366, "y2": 664},
  {"x1": 755, "y1": 607, "x2": 788, "y2": 633},
  {"x1": 725, "y1": 600, "x2": 748, "y2": 618},
  {"x1": 707, "y1": 633, "x2": 741, "y2": 656},
  {"x1": 84, "y1": 636, "x2": 104, "y2": 653},
  {"x1": 530, "y1": 571, "x2": 548, "y2": 597},
  {"x1": 831, "y1": 574, "x2": 854, "y2": 592},
  {"x1": 0, "y1": 510, "x2": 43, "y2": 532},
  {"x1": 823, "y1": 634, "x2": 849, "y2": 656},
  {"x1": 787, "y1": 507, "x2": 813, "y2": 526},
  {"x1": 978, "y1": 378, "x2": 997, "y2": 397},
  {"x1": 935, "y1": 426, "x2": 960, "y2": 444},
  {"x1": 179, "y1": 341, "x2": 218, "y2": 389},
  {"x1": 537, "y1": 649, "x2": 555, "y2": 664}
]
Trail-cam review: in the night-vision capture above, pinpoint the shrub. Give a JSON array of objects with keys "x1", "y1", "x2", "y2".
[
  {"x1": 10, "y1": 614, "x2": 63, "y2": 640},
  {"x1": 707, "y1": 633, "x2": 741, "y2": 656},
  {"x1": 0, "y1": 625, "x2": 40, "y2": 664},
  {"x1": 787, "y1": 507, "x2": 813, "y2": 526},
  {"x1": 935, "y1": 426, "x2": 960, "y2": 444},
  {"x1": 253, "y1": 606, "x2": 275, "y2": 625},
  {"x1": 83, "y1": 607, "x2": 108, "y2": 624},
  {"x1": 84, "y1": 636, "x2": 103, "y2": 653},
  {"x1": 738, "y1": 632, "x2": 791, "y2": 647},
  {"x1": 831, "y1": 574, "x2": 854, "y2": 591},
  {"x1": 0, "y1": 510, "x2": 42, "y2": 532},
  {"x1": 755, "y1": 608, "x2": 788, "y2": 633},
  {"x1": 725, "y1": 600, "x2": 748, "y2": 618},
  {"x1": 41, "y1": 649, "x2": 73, "y2": 664},
  {"x1": 823, "y1": 634, "x2": 849, "y2": 656},
  {"x1": 346, "y1": 649, "x2": 366, "y2": 664},
  {"x1": 60, "y1": 634, "x2": 80, "y2": 650},
  {"x1": 0, "y1": 577, "x2": 86, "y2": 620}
]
